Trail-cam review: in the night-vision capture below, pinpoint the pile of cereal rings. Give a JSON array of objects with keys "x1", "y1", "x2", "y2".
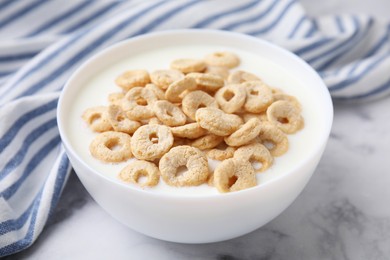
[{"x1": 82, "y1": 52, "x2": 304, "y2": 193}]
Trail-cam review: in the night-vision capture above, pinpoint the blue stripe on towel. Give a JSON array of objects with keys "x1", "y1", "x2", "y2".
[
  {"x1": 221, "y1": 0, "x2": 280, "y2": 31},
  {"x1": 335, "y1": 15, "x2": 345, "y2": 33},
  {"x1": 329, "y1": 55, "x2": 388, "y2": 91},
  {"x1": 288, "y1": 16, "x2": 307, "y2": 38},
  {"x1": 333, "y1": 79, "x2": 390, "y2": 100},
  {"x1": 0, "y1": 52, "x2": 37, "y2": 62},
  {"x1": 0, "y1": 1, "x2": 166, "y2": 101},
  {"x1": 0, "y1": 0, "x2": 47, "y2": 29},
  {"x1": 0, "y1": 118, "x2": 58, "y2": 181},
  {"x1": 48, "y1": 153, "x2": 70, "y2": 216},
  {"x1": 1, "y1": 135, "x2": 61, "y2": 200},
  {"x1": 15, "y1": 0, "x2": 197, "y2": 98},
  {"x1": 0, "y1": 0, "x2": 19, "y2": 11},
  {"x1": 0, "y1": 188, "x2": 43, "y2": 255},
  {"x1": 192, "y1": 0, "x2": 260, "y2": 28},
  {"x1": 26, "y1": 0, "x2": 94, "y2": 36},
  {"x1": 61, "y1": 1, "x2": 123, "y2": 34},
  {"x1": 0, "y1": 98, "x2": 58, "y2": 153},
  {"x1": 248, "y1": 0, "x2": 296, "y2": 35}
]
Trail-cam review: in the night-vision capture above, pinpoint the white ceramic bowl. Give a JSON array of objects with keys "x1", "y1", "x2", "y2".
[{"x1": 57, "y1": 29, "x2": 333, "y2": 243}]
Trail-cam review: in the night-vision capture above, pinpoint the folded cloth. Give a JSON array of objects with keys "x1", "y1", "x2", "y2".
[{"x1": 0, "y1": 0, "x2": 388, "y2": 256}]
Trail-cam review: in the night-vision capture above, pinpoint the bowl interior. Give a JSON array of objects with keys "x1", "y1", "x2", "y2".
[{"x1": 57, "y1": 29, "x2": 333, "y2": 197}]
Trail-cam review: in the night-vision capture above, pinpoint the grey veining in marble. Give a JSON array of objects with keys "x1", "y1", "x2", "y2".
[{"x1": 5, "y1": 0, "x2": 390, "y2": 259}]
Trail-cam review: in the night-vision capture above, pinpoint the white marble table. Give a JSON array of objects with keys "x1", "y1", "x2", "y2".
[{"x1": 6, "y1": 1, "x2": 390, "y2": 259}]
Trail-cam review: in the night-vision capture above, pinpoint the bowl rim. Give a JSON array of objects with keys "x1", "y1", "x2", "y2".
[{"x1": 57, "y1": 28, "x2": 333, "y2": 200}]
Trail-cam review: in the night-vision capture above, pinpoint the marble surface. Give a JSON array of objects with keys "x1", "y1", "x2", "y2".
[{"x1": 6, "y1": 0, "x2": 390, "y2": 259}]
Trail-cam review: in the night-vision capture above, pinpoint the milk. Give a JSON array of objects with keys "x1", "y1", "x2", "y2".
[{"x1": 68, "y1": 44, "x2": 322, "y2": 196}]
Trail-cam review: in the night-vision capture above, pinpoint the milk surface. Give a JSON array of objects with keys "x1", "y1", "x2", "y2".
[{"x1": 68, "y1": 44, "x2": 322, "y2": 196}]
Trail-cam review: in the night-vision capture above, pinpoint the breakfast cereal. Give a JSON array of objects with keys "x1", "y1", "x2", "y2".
[
  {"x1": 121, "y1": 87, "x2": 157, "y2": 120},
  {"x1": 130, "y1": 124, "x2": 173, "y2": 161},
  {"x1": 243, "y1": 81, "x2": 273, "y2": 113},
  {"x1": 204, "y1": 51, "x2": 240, "y2": 68},
  {"x1": 213, "y1": 158, "x2": 256, "y2": 193},
  {"x1": 272, "y1": 92, "x2": 302, "y2": 111},
  {"x1": 190, "y1": 134, "x2": 224, "y2": 150},
  {"x1": 171, "y1": 123, "x2": 207, "y2": 139},
  {"x1": 224, "y1": 118, "x2": 262, "y2": 147},
  {"x1": 227, "y1": 70, "x2": 261, "y2": 84},
  {"x1": 165, "y1": 77, "x2": 197, "y2": 103},
  {"x1": 119, "y1": 160, "x2": 160, "y2": 188},
  {"x1": 159, "y1": 146, "x2": 209, "y2": 186},
  {"x1": 181, "y1": 90, "x2": 218, "y2": 120},
  {"x1": 205, "y1": 66, "x2": 229, "y2": 79},
  {"x1": 144, "y1": 83, "x2": 166, "y2": 100},
  {"x1": 80, "y1": 50, "x2": 306, "y2": 194},
  {"x1": 107, "y1": 104, "x2": 141, "y2": 134},
  {"x1": 90, "y1": 131, "x2": 132, "y2": 162},
  {"x1": 115, "y1": 69, "x2": 150, "y2": 91},
  {"x1": 207, "y1": 143, "x2": 235, "y2": 161},
  {"x1": 195, "y1": 107, "x2": 243, "y2": 136},
  {"x1": 170, "y1": 58, "x2": 206, "y2": 73},
  {"x1": 150, "y1": 69, "x2": 184, "y2": 89},
  {"x1": 215, "y1": 84, "x2": 246, "y2": 113},
  {"x1": 186, "y1": 72, "x2": 224, "y2": 92},
  {"x1": 234, "y1": 143, "x2": 273, "y2": 172},
  {"x1": 266, "y1": 100, "x2": 304, "y2": 134},
  {"x1": 82, "y1": 106, "x2": 112, "y2": 132},
  {"x1": 257, "y1": 122, "x2": 289, "y2": 157},
  {"x1": 152, "y1": 100, "x2": 186, "y2": 127},
  {"x1": 108, "y1": 92, "x2": 125, "y2": 105}
]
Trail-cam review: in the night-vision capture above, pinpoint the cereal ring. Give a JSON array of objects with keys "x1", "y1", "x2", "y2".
[
  {"x1": 186, "y1": 72, "x2": 224, "y2": 92},
  {"x1": 215, "y1": 84, "x2": 246, "y2": 113},
  {"x1": 89, "y1": 131, "x2": 132, "y2": 162},
  {"x1": 115, "y1": 70, "x2": 150, "y2": 91},
  {"x1": 82, "y1": 106, "x2": 112, "y2": 132},
  {"x1": 195, "y1": 107, "x2": 243, "y2": 136},
  {"x1": 204, "y1": 51, "x2": 240, "y2": 68},
  {"x1": 150, "y1": 69, "x2": 185, "y2": 90},
  {"x1": 234, "y1": 143, "x2": 273, "y2": 172},
  {"x1": 148, "y1": 117, "x2": 162, "y2": 125},
  {"x1": 213, "y1": 158, "x2": 256, "y2": 193},
  {"x1": 108, "y1": 92, "x2": 124, "y2": 106},
  {"x1": 182, "y1": 90, "x2": 218, "y2": 120},
  {"x1": 171, "y1": 123, "x2": 207, "y2": 139},
  {"x1": 207, "y1": 173, "x2": 215, "y2": 186},
  {"x1": 257, "y1": 122, "x2": 288, "y2": 157},
  {"x1": 170, "y1": 59, "x2": 206, "y2": 73},
  {"x1": 243, "y1": 81, "x2": 273, "y2": 113},
  {"x1": 207, "y1": 142, "x2": 235, "y2": 160},
  {"x1": 205, "y1": 66, "x2": 230, "y2": 80},
  {"x1": 190, "y1": 134, "x2": 224, "y2": 150},
  {"x1": 227, "y1": 70, "x2": 261, "y2": 84},
  {"x1": 119, "y1": 160, "x2": 159, "y2": 188},
  {"x1": 266, "y1": 100, "x2": 304, "y2": 134},
  {"x1": 107, "y1": 104, "x2": 141, "y2": 134},
  {"x1": 273, "y1": 93, "x2": 302, "y2": 111},
  {"x1": 122, "y1": 87, "x2": 157, "y2": 120},
  {"x1": 152, "y1": 100, "x2": 186, "y2": 127},
  {"x1": 131, "y1": 124, "x2": 173, "y2": 161},
  {"x1": 224, "y1": 118, "x2": 262, "y2": 147},
  {"x1": 159, "y1": 146, "x2": 209, "y2": 186},
  {"x1": 144, "y1": 83, "x2": 166, "y2": 100},
  {"x1": 165, "y1": 77, "x2": 197, "y2": 103},
  {"x1": 242, "y1": 113, "x2": 268, "y2": 123}
]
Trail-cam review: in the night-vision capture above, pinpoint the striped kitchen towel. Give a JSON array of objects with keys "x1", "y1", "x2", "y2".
[{"x1": 0, "y1": 0, "x2": 389, "y2": 256}]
